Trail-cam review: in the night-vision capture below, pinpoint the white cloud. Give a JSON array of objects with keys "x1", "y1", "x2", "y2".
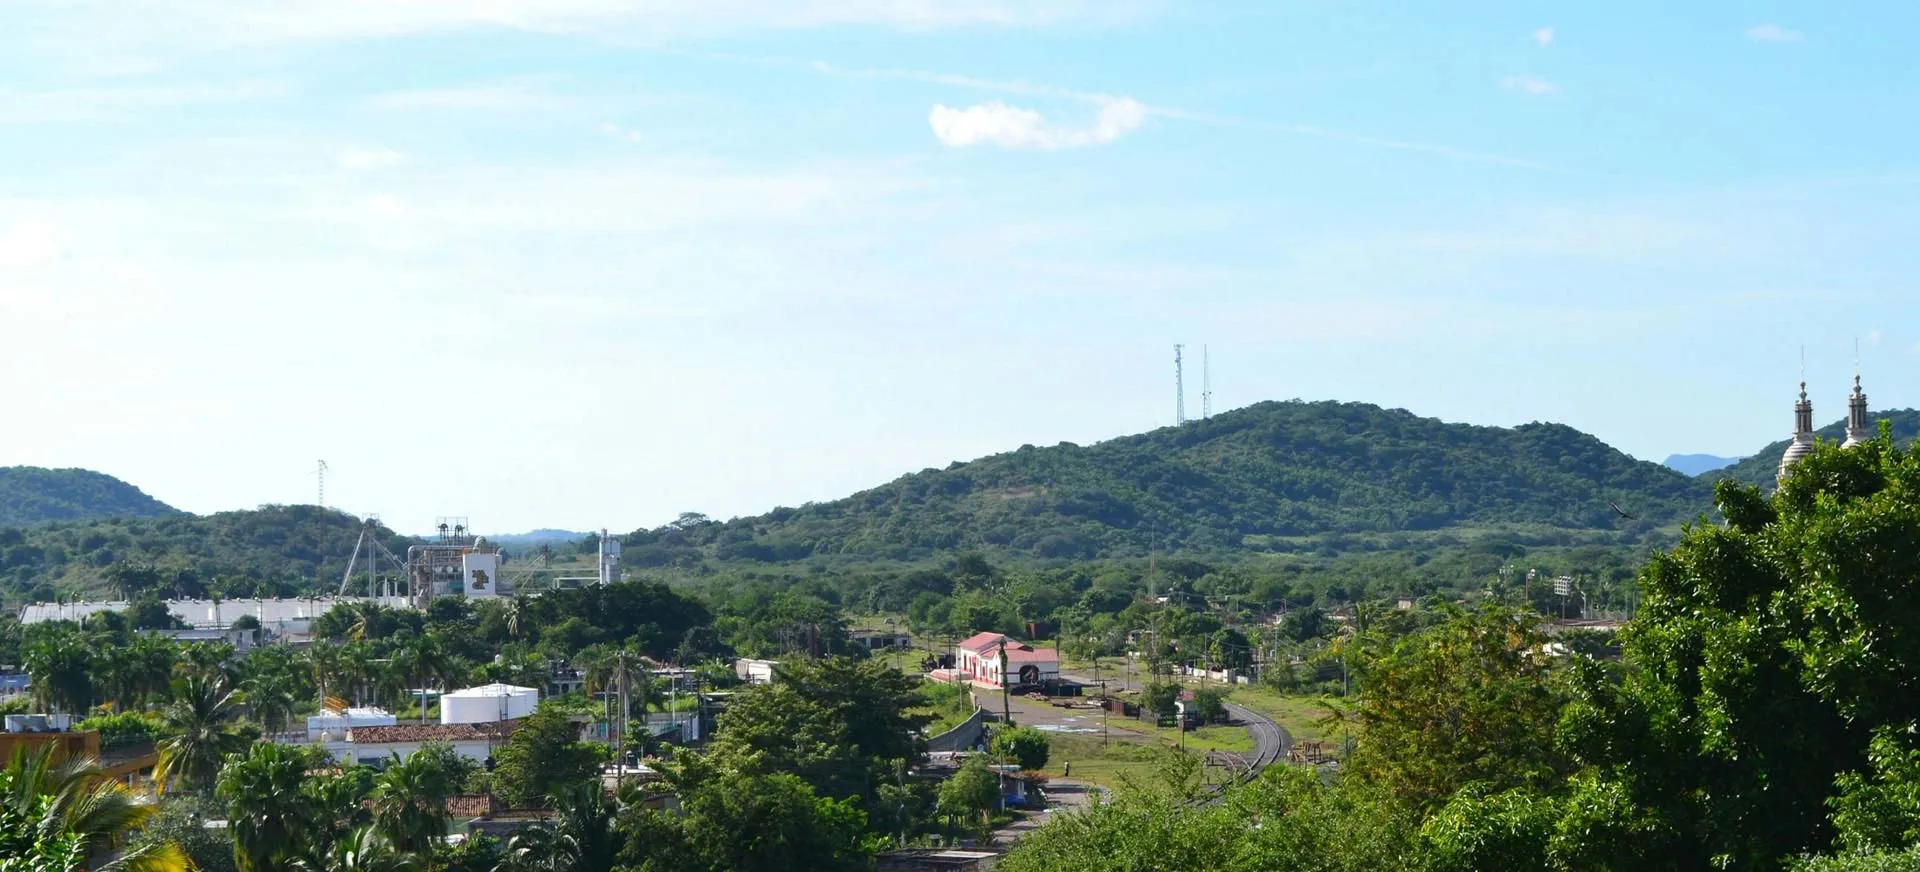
[
  {"x1": 337, "y1": 148, "x2": 405, "y2": 170},
  {"x1": 1864, "y1": 329, "x2": 1884, "y2": 347},
  {"x1": 1532, "y1": 27, "x2": 1554, "y2": 46},
  {"x1": 1748, "y1": 23, "x2": 1803, "y2": 43},
  {"x1": 713, "y1": 53, "x2": 1558, "y2": 170},
  {"x1": 1501, "y1": 75, "x2": 1558, "y2": 96},
  {"x1": 929, "y1": 97, "x2": 1146, "y2": 150}
]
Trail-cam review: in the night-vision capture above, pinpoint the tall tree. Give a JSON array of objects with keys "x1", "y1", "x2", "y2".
[
  {"x1": 156, "y1": 672, "x2": 254, "y2": 794},
  {"x1": 218, "y1": 743, "x2": 324, "y2": 872},
  {"x1": 368, "y1": 751, "x2": 455, "y2": 855}
]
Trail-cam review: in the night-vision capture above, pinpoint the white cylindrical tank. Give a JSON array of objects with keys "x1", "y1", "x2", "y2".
[{"x1": 440, "y1": 683, "x2": 538, "y2": 725}]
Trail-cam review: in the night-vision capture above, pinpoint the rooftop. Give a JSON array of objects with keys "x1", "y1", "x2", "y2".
[{"x1": 347, "y1": 720, "x2": 521, "y2": 744}]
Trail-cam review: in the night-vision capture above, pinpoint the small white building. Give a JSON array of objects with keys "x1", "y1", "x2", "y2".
[
  {"x1": 323, "y1": 721, "x2": 521, "y2": 768},
  {"x1": 441, "y1": 683, "x2": 538, "y2": 725},
  {"x1": 307, "y1": 707, "x2": 397, "y2": 742},
  {"x1": 734, "y1": 659, "x2": 779, "y2": 685}
]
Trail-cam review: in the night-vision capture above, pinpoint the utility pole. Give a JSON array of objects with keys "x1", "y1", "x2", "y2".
[
  {"x1": 999, "y1": 637, "x2": 1012, "y2": 727},
  {"x1": 613, "y1": 651, "x2": 628, "y2": 791}
]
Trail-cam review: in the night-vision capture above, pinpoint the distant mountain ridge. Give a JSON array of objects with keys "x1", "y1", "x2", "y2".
[
  {"x1": 0, "y1": 467, "x2": 181, "y2": 528},
  {"x1": 1708, "y1": 409, "x2": 1920, "y2": 490},
  {"x1": 1663, "y1": 454, "x2": 1744, "y2": 476},
  {"x1": 621, "y1": 400, "x2": 1714, "y2": 564}
]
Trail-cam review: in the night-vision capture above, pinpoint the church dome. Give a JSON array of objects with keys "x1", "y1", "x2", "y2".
[{"x1": 1778, "y1": 382, "x2": 1816, "y2": 484}]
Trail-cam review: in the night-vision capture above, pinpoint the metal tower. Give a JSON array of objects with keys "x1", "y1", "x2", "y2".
[
  {"x1": 1174, "y1": 344, "x2": 1187, "y2": 425},
  {"x1": 315, "y1": 460, "x2": 328, "y2": 508},
  {"x1": 1202, "y1": 345, "x2": 1212, "y2": 419}
]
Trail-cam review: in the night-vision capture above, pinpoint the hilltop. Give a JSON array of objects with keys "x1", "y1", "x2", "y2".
[
  {"x1": 624, "y1": 400, "x2": 1714, "y2": 565},
  {"x1": 0, "y1": 505, "x2": 416, "y2": 602},
  {"x1": 1708, "y1": 408, "x2": 1920, "y2": 490},
  {"x1": 0, "y1": 466, "x2": 181, "y2": 528}
]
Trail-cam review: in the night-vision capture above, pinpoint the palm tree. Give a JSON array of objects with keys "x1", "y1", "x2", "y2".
[
  {"x1": 22, "y1": 627, "x2": 97, "y2": 714},
  {"x1": 501, "y1": 785, "x2": 619, "y2": 872},
  {"x1": 395, "y1": 634, "x2": 454, "y2": 724},
  {"x1": 156, "y1": 672, "x2": 253, "y2": 794},
  {"x1": 368, "y1": 751, "x2": 453, "y2": 854},
  {"x1": 584, "y1": 644, "x2": 652, "y2": 767},
  {"x1": 310, "y1": 825, "x2": 421, "y2": 872},
  {"x1": 218, "y1": 743, "x2": 321, "y2": 872},
  {"x1": 308, "y1": 641, "x2": 349, "y2": 710},
  {"x1": 505, "y1": 593, "x2": 531, "y2": 640},
  {"x1": 2, "y1": 746, "x2": 188, "y2": 872}
]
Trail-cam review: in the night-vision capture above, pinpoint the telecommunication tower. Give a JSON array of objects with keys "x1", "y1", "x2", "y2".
[
  {"x1": 315, "y1": 460, "x2": 328, "y2": 508},
  {"x1": 1202, "y1": 345, "x2": 1212, "y2": 419},
  {"x1": 1174, "y1": 344, "x2": 1187, "y2": 425}
]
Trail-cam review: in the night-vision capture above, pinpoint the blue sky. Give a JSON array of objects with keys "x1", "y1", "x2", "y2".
[{"x1": 1, "y1": 1, "x2": 1915, "y2": 533}]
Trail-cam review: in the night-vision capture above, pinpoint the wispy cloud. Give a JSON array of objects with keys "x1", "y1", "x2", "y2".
[
  {"x1": 338, "y1": 148, "x2": 405, "y2": 170},
  {"x1": 1501, "y1": 75, "x2": 1558, "y2": 96},
  {"x1": 1864, "y1": 329, "x2": 1884, "y2": 347},
  {"x1": 690, "y1": 54, "x2": 1561, "y2": 171},
  {"x1": 929, "y1": 97, "x2": 1146, "y2": 150},
  {"x1": 1748, "y1": 23, "x2": 1803, "y2": 43},
  {"x1": 1532, "y1": 27, "x2": 1554, "y2": 46},
  {"x1": 0, "y1": 218, "x2": 66, "y2": 269}
]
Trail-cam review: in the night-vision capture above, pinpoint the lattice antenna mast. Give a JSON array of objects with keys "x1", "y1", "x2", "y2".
[
  {"x1": 315, "y1": 460, "x2": 329, "y2": 508},
  {"x1": 1202, "y1": 345, "x2": 1212, "y2": 419},
  {"x1": 1174, "y1": 344, "x2": 1187, "y2": 425}
]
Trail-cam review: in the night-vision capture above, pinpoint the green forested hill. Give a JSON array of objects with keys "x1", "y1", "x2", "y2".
[
  {"x1": 1707, "y1": 408, "x2": 1920, "y2": 489},
  {"x1": 0, "y1": 505, "x2": 416, "y2": 601},
  {"x1": 0, "y1": 466, "x2": 181, "y2": 528},
  {"x1": 626, "y1": 401, "x2": 1714, "y2": 564}
]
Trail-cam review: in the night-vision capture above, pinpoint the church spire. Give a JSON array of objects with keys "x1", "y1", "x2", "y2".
[
  {"x1": 1779, "y1": 378, "x2": 1816, "y2": 483},
  {"x1": 1844, "y1": 363, "x2": 1871, "y2": 448}
]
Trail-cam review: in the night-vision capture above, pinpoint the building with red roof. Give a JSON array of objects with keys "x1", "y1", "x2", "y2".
[{"x1": 952, "y1": 632, "x2": 1060, "y2": 688}]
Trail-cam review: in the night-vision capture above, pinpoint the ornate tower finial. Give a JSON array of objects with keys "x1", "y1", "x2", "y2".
[
  {"x1": 1845, "y1": 343, "x2": 1871, "y2": 448},
  {"x1": 1779, "y1": 361, "x2": 1817, "y2": 484}
]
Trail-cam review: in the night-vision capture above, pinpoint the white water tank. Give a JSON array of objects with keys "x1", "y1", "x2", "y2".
[{"x1": 440, "y1": 683, "x2": 537, "y2": 725}]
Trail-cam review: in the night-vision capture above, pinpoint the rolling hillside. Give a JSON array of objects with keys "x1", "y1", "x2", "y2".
[
  {"x1": 1709, "y1": 408, "x2": 1920, "y2": 490},
  {"x1": 625, "y1": 400, "x2": 1715, "y2": 564},
  {"x1": 0, "y1": 505, "x2": 417, "y2": 601},
  {"x1": 0, "y1": 466, "x2": 181, "y2": 528}
]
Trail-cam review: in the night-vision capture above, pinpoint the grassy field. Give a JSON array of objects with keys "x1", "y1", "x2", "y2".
[
  {"x1": 1038, "y1": 733, "x2": 1181, "y2": 789},
  {"x1": 1196, "y1": 684, "x2": 1347, "y2": 744}
]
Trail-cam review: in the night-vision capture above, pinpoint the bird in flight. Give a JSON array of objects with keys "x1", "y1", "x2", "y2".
[{"x1": 1607, "y1": 499, "x2": 1638, "y2": 521}]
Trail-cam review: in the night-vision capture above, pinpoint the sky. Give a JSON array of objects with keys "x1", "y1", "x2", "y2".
[{"x1": 2, "y1": 1, "x2": 1917, "y2": 534}]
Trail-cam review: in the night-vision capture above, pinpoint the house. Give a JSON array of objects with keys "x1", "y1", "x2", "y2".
[
  {"x1": 1, "y1": 715, "x2": 157, "y2": 784},
  {"x1": 324, "y1": 720, "x2": 522, "y2": 767},
  {"x1": 734, "y1": 658, "x2": 779, "y2": 685},
  {"x1": 851, "y1": 629, "x2": 912, "y2": 651},
  {"x1": 952, "y1": 633, "x2": 1060, "y2": 688},
  {"x1": 145, "y1": 626, "x2": 262, "y2": 653}
]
